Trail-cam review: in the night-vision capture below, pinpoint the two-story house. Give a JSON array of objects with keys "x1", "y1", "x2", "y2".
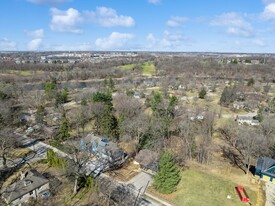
[{"x1": 1, "y1": 170, "x2": 50, "y2": 205}]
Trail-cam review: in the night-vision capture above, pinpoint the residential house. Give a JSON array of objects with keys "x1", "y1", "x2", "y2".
[
  {"x1": 233, "y1": 102, "x2": 245, "y2": 110},
  {"x1": 1, "y1": 170, "x2": 50, "y2": 206},
  {"x1": 134, "y1": 149, "x2": 159, "y2": 172},
  {"x1": 236, "y1": 115, "x2": 260, "y2": 126},
  {"x1": 80, "y1": 133, "x2": 127, "y2": 167},
  {"x1": 255, "y1": 157, "x2": 275, "y2": 183}
]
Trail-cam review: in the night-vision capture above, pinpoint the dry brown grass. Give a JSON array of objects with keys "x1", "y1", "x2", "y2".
[{"x1": 106, "y1": 161, "x2": 139, "y2": 183}]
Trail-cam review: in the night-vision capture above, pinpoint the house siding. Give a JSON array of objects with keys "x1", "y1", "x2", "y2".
[
  {"x1": 262, "y1": 175, "x2": 271, "y2": 182},
  {"x1": 9, "y1": 183, "x2": 50, "y2": 206}
]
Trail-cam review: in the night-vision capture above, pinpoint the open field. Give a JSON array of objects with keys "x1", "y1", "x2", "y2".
[
  {"x1": 3, "y1": 70, "x2": 45, "y2": 76},
  {"x1": 173, "y1": 169, "x2": 257, "y2": 206},
  {"x1": 119, "y1": 64, "x2": 136, "y2": 70},
  {"x1": 142, "y1": 62, "x2": 156, "y2": 76},
  {"x1": 119, "y1": 62, "x2": 156, "y2": 76}
]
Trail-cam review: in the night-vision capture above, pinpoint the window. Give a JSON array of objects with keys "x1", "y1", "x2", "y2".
[{"x1": 24, "y1": 180, "x2": 32, "y2": 186}]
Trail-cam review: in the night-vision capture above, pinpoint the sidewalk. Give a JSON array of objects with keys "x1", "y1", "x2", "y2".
[{"x1": 144, "y1": 192, "x2": 173, "y2": 206}]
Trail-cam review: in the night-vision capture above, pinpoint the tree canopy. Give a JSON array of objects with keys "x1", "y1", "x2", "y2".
[{"x1": 154, "y1": 151, "x2": 181, "y2": 194}]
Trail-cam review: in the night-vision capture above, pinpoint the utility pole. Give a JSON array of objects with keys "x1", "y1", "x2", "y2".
[
  {"x1": 143, "y1": 180, "x2": 150, "y2": 195},
  {"x1": 134, "y1": 187, "x2": 142, "y2": 206}
]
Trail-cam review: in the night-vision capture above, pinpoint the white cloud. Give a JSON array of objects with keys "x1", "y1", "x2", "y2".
[
  {"x1": 0, "y1": 38, "x2": 17, "y2": 51},
  {"x1": 146, "y1": 33, "x2": 157, "y2": 48},
  {"x1": 211, "y1": 12, "x2": 254, "y2": 37},
  {"x1": 166, "y1": 16, "x2": 188, "y2": 27},
  {"x1": 262, "y1": 3, "x2": 275, "y2": 20},
  {"x1": 27, "y1": 38, "x2": 43, "y2": 50},
  {"x1": 95, "y1": 32, "x2": 134, "y2": 50},
  {"x1": 263, "y1": 0, "x2": 275, "y2": 5},
  {"x1": 252, "y1": 39, "x2": 266, "y2": 47},
  {"x1": 148, "y1": 0, "x2": 160, "y2": 4},
  {"x1": 27, "y1": 29, "x2": 44, "y2": 38},
  {"x1": 50, "y1": 8, "x2": 83, "y2": 33},
  {"x1": 146, "y1": 31, "x2": 186, "y2": 50},
  {"x1": 84, "y1": 7, "x2": 135, "y2": 27},
  {"x1": 27, "y1": 0, "x2": 71, "y2": 4}
]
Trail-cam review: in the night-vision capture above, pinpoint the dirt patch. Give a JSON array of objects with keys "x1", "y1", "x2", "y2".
[{"x1": 106, "y1": 161, "x2": 139, "y2": 183}]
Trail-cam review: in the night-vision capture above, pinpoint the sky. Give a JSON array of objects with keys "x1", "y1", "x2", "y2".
[{"x1": 1, "y1": 0, "x2": 275, "y2": 53}]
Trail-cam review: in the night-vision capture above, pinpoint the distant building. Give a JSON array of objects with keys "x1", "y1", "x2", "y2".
[
  {"x1": 1, "y1": 170, "x2": 50, "y2": 205},
  {"x1": 236, "y1": 116, "x2": 259, "y2": 126},
  {"x1": 233, "y1": 102, "x2": 245, "y2": 110},
  {"x1": 256, "y1": 157, "x2": 275, "y2": 183}
]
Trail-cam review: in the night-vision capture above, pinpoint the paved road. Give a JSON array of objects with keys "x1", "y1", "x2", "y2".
[{"x1": 15, "y1": 133, "x2": 69, "y2": 159}]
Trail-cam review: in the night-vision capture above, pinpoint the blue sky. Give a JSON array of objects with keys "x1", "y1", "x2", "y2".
[{"x1": 1, "y1": 0, "x2": 275, "y2": 52}]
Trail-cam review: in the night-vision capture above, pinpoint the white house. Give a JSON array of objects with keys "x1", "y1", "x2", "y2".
[{"x1": 236, "y1": 116, "x2": 260, "y2": 126}]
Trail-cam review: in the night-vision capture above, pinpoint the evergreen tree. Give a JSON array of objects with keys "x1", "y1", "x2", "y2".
[
  {"x1": 103, "y1": 77, "x2": 115, "y2": 94},
  {"x1": 57, "y1": 112, "x2": 70, "y2": 141},
  {"x1": 55, "y1": 88, "x2": 69, "y2": 107},
  {"x1": 247, "y1": 78, "x2": 255, "y2": 87},
  {"x1": 92, "y1": 92, "x2": 113, "y2": 108},
  {"x1": 150, "y1": 92, "x2": 162, "y2": 112},
  {"x1": 154, "y1": 151, "x2": 181, "y2": 194},
  {"x1": 108, "y1": 77, "x2": 115, "y2": 93},
  {"x1": 98, "y1": 108, "x2": 119, "y2": 139},
  {"x1": 44, "y1": 79, "x2": 57, "y2": 99},
  {"x1": 198, "y1": 87, "x2": 207, "y2": 99}
]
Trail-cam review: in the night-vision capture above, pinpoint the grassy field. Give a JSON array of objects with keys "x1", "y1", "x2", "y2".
[
  {"x1": 173, "y1": 169, "x2": 257, "y2": 206},
  {"x1": 142, "y1": 62, "x2": 156, "y2": 76},
  {"x1": 5, "y1": 70, "x2": 44, "y2": 76},
  {"x1": 119, "y1": 64, "x2": 136, "y2": 70},
  {"x1": 119, "y1": 62, "x2": 156, "y2": 76}
]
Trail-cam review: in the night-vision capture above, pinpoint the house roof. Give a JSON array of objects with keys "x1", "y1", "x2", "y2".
[
  {"x1": 135, "y1": 149, "x2": 159, "y2": 171},
  {"x1": 262, "y1": 167, "x2": 275, "y2": 178},
  {"x1": 1, "y1": 170, "x2": 49, "y2": 203},
  {"x1": 237, "y1": 116, "x2": 253, "y2": 121},
  {"x1": 256, "y1": 157, "x2": 275, "y2": 173},
  {"x1": 84, "y1": 134, "x2": 120, "y2": 152}
]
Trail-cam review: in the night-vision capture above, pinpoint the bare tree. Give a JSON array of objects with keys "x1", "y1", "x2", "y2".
[
  {"x1": 196, "y1": 112, "x2": 215, "y2": 164},
  {"x1": 236, "y1": 127, "x2": 266, "y2": 174},
  {"x1": 113, "y1": 94, "x2": 142, "y2": 119},
  {"x1": 0, "y1": 128, "x2": 16, "y2": 168},
  {"x1": 90, "y1": 102, "x2": 106, "y2": 133},
  {"x1": 121, "y1": 113, "x2": 149, "y2": 142},
  {"x1": 220, "y1": 120, "x2": 268, "y2": 174},
  {"x1": 64, "y1": 141, "x2": 93, "y2": 194}
]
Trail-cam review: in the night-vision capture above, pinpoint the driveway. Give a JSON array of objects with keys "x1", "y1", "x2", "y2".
[
  {"x1": 127, "y1": 171, "x2": 153, "y2": 194},
  {"x1": 265, "y1": 182, "x2": 275, "y2": 206}
]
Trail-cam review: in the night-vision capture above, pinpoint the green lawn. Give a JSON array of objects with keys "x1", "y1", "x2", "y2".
[
  {"x1": 119, "y1": 62, "x2": 156, "y2": 76},
  {"x1": 119, "y1": 64, "x2": 137, "y2": 70},
  {"x1": 142, "y1": 62, "x2": 156, "y2": 76},
  {"x1": 173, "y1": 169, "x2": 256, "y2": 206}
]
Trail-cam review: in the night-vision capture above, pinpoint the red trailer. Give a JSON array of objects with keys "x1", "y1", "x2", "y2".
[{"x1": 235, "y1": 186, "x2": 250, "y2": 203}]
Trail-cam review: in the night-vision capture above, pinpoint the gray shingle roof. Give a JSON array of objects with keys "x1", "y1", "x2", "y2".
[
  {"x1": 256, "y1": 157, "x2": 275, "y2": 172},
  {"x1": 1, "y1": 170, "x2": 49, "y2": 203}
]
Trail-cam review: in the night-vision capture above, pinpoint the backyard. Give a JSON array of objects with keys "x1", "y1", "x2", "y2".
[{"x1": 172, "y1": 169, "x2": 257, "y2": 206}]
